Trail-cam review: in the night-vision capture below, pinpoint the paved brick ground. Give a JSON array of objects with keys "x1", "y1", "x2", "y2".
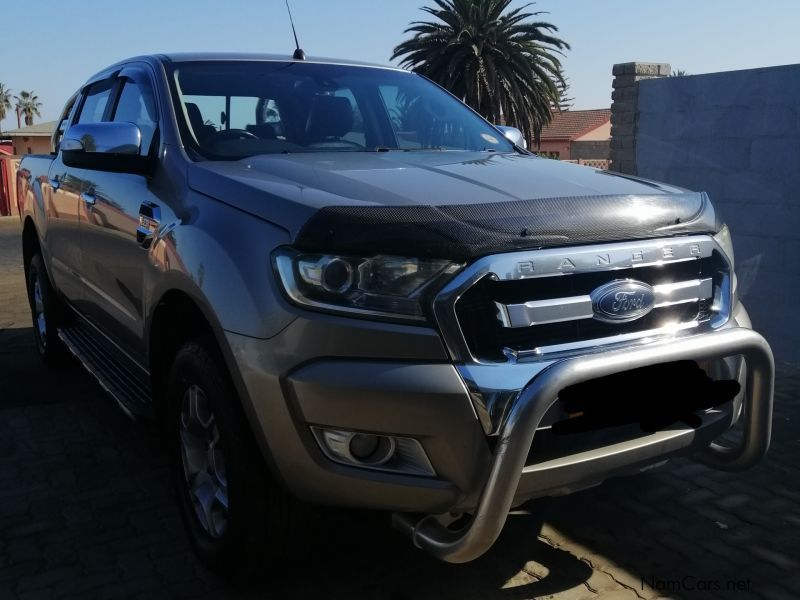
[{"x1": 1, "y1": 217, "x2": 798, "y2": 599}]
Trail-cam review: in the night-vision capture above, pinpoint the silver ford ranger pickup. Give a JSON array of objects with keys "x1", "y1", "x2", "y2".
[{"x1": 16, "y1": 53, "x2": 774, "y2": 576}]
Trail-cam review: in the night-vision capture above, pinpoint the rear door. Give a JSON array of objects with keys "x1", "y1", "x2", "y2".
[{"x1": 44, "y1": 93, "x2": 86, "y2": 301}]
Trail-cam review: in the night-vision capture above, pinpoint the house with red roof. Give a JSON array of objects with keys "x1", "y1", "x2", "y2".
[{"x1": 537, "y1": 109, "x2": 611, "y2": 165}]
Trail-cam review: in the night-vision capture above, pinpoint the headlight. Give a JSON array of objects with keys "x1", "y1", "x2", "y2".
[
  {"x1": 273, "y1": 249, "x2": 463, "y2": 321},
  {"x1": 713, "y1": 223, "x2": 737, "y2": 298},
  {"x1": 713, "y1": 223, "x2": 735, "y2": 269}
]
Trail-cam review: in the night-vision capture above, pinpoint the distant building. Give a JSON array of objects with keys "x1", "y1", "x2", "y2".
[
  {"x1": 4, "y1": 121, "x2": 57, "y2": 155},
  {"x1": 537, "y1": 109, "x2": 611, "y2": 166}
]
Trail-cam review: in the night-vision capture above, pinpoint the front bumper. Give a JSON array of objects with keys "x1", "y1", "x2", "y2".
[
  {"x1": 392, "y1": 326, "x2": 773, "y2": 563},
  {"x1": 225, "y1": 297, "x2": 770, "y2": 515}
]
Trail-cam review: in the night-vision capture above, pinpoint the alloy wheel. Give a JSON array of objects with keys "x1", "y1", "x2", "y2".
[
  {"x1": 32, "y1": 275, "x2": 47, "y2": 348},
  {"x1": 179, "y1": 385, "x2": 229, "y2": 538}
]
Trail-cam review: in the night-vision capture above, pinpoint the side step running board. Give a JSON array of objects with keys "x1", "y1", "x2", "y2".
[{"x1": 59, "y1": 325, "x2": 153, "y2": 419}]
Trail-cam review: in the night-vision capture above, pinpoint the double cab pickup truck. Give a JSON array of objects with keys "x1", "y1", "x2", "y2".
[{"x1": 17, "y1": 53, "x2": 773, "y2": 576}]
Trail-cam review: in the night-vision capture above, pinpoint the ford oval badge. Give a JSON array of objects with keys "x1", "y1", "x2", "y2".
[{"x1": 590, "y1": 279, "x2": 655, "y2": 323}]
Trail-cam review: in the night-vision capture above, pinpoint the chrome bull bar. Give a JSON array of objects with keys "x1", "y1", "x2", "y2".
[{"x1": 393, "y1": 327, "x2": 773, "y2": 563}]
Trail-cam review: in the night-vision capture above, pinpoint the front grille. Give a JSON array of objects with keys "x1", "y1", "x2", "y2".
[{"x1": 455, "y1": 252, "x2": 726, "y2": 362}]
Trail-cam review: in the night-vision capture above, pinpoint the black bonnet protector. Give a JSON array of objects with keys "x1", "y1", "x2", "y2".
[{"x1": 294, "y1": 192, "x2": 718, "y2": 261}]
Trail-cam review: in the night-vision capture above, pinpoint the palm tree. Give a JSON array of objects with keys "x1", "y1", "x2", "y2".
[
  {"x1": 0, "y1": 83, "x2": 13, "y2": 135},
  {"x1": 392, "y1": 0, "x2": 569, "y2": 146},
  {"x1": 15, "y1": 90, "x2": 43, "y2": 126},
  {"x1": 553, "y1": 76, "x2": 574, "y2": 112}
]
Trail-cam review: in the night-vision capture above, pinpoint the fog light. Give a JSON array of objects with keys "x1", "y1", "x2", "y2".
[
  {"x1": 311, "y1": 427, "x2": 435, "y2": 476},
  {"x1": 349, "y1": 433, "x2": 396, "y2": 465},
  {"x1": 348, "y1": 433, "x2": 378, "y2": 458}
]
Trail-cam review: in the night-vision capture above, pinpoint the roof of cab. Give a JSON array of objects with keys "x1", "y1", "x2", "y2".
[
  {"x1": 158, "y1": 52, "x2": 404, "y2": 71},
  {"x1": 84, "y1": 53, "x2": 408, "y2": 88}
]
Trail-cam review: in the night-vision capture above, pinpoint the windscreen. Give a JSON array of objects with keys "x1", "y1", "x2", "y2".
[{"x1": 169, "y1": 61, "x2": 515, "y2": 159}]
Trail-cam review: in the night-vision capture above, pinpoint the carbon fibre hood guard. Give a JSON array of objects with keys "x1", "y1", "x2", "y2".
[{"x1": 293, "y1": 192, "x2": 718, "y2": 261}]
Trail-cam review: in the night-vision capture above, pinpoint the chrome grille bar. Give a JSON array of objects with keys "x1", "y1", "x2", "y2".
[{"x1": 495, "y1": 277, "x2": 713, "y2": 328}]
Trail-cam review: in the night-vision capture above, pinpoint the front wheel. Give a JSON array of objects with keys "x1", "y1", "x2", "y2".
[{"x1": 166, "y1": 339, "x2": 305, "y2": 579}]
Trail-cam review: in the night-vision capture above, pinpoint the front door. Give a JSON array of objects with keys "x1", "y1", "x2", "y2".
[{"x1": 69, "y1": 68, "x2": 162, "y2": 363}]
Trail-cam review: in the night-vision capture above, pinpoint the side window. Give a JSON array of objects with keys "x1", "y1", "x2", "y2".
[
  {"x1": 380, "y1": 85, "x2": 419, "y2": 149},
  {"x1": 257, "y1": 98, "x2": 284, "y2": 138},
  {"x1": 334, "y1": 88, "x2": 364, "y2": 146},
  {"x1": 76, "y1": 80, "x2": 115, "y2": 124},
  {"x1": 182, "y1": 95, "x2": 223, "y2": 131},
  {"x1": 228, "y1": 96, "x2": 258, "y2": 130},
  {"x1": 379, "y1": 84, "x2": 468, "y2": 150},
  {"x1": 261, "y1": 99, "x2": 282, "y2": 124},
  {"x1": 52, "y1": 93, "x2": 78, "y2": 153},
  {"x1": 112, "y1": 79, "x2": 158, "y2": 155}
]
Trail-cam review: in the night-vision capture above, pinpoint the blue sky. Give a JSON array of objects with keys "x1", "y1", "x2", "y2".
[{"x1": 2, "y1": 0, "x2": 799, "y2": 130}]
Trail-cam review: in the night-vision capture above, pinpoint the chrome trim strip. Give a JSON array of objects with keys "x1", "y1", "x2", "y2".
[
  {"x1": 472, "y1": 236, "x2": 714, "y2": 282},
  {"x1": 393, "y1": 327, "x2": 774, "y2": 563},
  {"x1": 653, "y1": 277, "x2": 713, "y2": 308},
  {"x1": 507, "y1": 320, "x2": 701, "y2": 361},
  {"x1": 495, "y1": 295, "x2": 592, "y2": 327},
  {"x1": 495, "y1": 277, "x2": 713, "y2": 328}
]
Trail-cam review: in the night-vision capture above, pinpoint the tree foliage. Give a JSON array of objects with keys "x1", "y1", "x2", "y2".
[
  {"x1": 391, "y1": 0, "x2": 569, "y2": 145},
  {"x1": 553, "y1": 76, "x2": 574, "y2": 112},
  {"x1": 15, "y1": 90, "x2": 42, "y2": 126},
  {"x1": 0, "y1": 83, "x2": 13, "y2": 133}
]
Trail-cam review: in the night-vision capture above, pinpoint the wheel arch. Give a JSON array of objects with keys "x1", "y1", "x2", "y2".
[
  {"x1": 147, "y1": 287, "x2": 226, "y2": 418},
  {"x1": 147, "y1": 285, "x2": 289, "y2": 488}
]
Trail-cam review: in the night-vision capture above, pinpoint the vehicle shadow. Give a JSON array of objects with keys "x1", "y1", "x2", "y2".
[
  {"x1": 231, "y1": 507, "x2": 594, "y2": 600},
  {"x1": 0, "y1": 326, "x2": 99, "y2": 410}
]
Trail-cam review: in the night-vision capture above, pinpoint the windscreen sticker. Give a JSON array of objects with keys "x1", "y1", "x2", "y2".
[{"x1": 481, "y1": 133, "x2": 499, "y2": 144}]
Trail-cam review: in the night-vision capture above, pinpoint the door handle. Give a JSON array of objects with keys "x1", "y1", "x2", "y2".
[
  {"x1": 49, "y1": 175, "x2": 60, "y2": 190},
  {"x1": 80, "y1": 191, "x2": 96, "y2": 206},
  {"x1": 136, "y1": 202, "x2": 161, "y2": 249}
]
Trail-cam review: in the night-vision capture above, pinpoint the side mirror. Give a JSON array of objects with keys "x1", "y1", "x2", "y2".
[
  {"x1": 495, "y1": 125, "x2": 527, "y2": 150},
  {"x1": 61, "y1": 122, "x2": 151, "y2": 174}
]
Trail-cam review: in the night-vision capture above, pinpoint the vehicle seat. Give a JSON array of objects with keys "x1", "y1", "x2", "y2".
[
  {"x1": 185, "y1": 102, "x2": 217, "y2": 143},
  {"x1": 305, "y1": 96, "x2": 353, "y2": 144}
]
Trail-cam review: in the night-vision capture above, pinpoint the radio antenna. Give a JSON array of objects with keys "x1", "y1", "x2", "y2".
[{"x1": 285, "y1": 0, "x2": 306, "y2": 60}]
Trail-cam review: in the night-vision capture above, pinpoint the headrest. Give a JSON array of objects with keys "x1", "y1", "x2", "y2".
[
  {"x1": 185, "y1": 102, "x2": 204, "y2": 128},
  {"x1": 305, "y1": 95, "x2": 354, "y2": 142}
]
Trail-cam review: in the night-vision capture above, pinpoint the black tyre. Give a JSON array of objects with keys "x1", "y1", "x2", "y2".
[
  {"x1": 26, "y1": 253, "x2": 70, "y2": 367},
  {"x1": 166, "y1": 339, "x2": 304, "y2": 579}
]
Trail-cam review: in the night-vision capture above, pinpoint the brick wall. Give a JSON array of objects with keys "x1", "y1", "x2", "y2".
[
  {"x1": 622, "y1": 63, "x2": 800, "y2": 361},
  {"x1": 570, "y1": 140, "x2": 610, "y2": 161},
  {"x1": 609, "y1": 62, "x2": 671, "y2": 174}
]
